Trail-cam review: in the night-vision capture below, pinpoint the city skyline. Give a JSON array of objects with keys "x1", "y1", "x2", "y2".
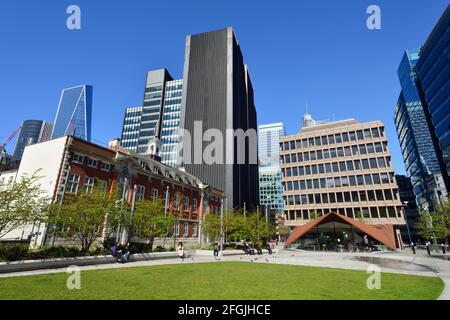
[{"x1": 1, "y1": 1, "x2": 448, "y2": 176}]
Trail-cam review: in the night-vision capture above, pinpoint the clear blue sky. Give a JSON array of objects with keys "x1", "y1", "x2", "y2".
[{"x1": 0, "y1": 0, "x2": 448, "y2": 175}]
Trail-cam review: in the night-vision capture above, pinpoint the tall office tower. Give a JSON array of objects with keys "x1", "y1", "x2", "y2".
[
  {"x1": 137, "y1": 69, "x2": 173, "y2": 154},
  {"x1": 415, "y1": 5, "x2": 450, "y2": 189},
  {"x1": 280, "y1": 118, "x2": 405, "y2": 234},
  {"x1": 179, "y1": 27, "x2": 259, "y2": 209},
  {"x1": 121, "y1": 107, "x2": 143, "y2": 153},
  {"x1": 13, "y1": 120, "x2": 53, "y2": 159},
  {"x1": 51, "y1": 85, "x2": 92, "y2": 141},
  {"x1": 394, "y1": 49, "x2": 448, "y2": 211},
  {"x1": 120, "y1": 70, "x2": 183, "y2": 167},
  {"x1": 258, "y1": 123, "x2": 285, "y2": 213},
  {"x1": 160, "y1": 79, "x2": 183, "y2": 167}
]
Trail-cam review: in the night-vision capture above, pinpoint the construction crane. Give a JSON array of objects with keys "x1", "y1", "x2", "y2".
[{"x1": 1, "y1": 127, "x2": 21, "y2": 148}]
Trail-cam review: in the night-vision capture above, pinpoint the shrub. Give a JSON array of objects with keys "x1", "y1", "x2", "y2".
[
  {"x1": 0, "y1": 243, "x2": 30, "y2": 262},
  {"x1": 153, "y1": 246, "x2": 166, "y2": 252}
]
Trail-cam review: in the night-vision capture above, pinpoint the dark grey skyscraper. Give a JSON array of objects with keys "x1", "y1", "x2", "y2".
[
  {"x1": 179, "y1": 27, "x2": 259, "y2": 209},
  {"x1": 13, "y1": 120, "x2": 53, "y2": 159}
]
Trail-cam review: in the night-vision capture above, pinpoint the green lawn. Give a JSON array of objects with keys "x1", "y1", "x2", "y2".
[{"x1": 0, "y1": 262, "x2": 444, "y2": 300}]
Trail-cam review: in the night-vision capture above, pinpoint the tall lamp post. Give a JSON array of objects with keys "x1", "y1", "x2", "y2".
[
  {"x1": 162, "y1": 185, "x2": 169, "y2": 248},
  {"x1": 402, "y1": 201, "x2": 413, "y2": 247}
]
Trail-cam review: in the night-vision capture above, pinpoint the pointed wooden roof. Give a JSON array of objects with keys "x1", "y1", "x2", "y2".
[{"x1": 284, "y1": 212, "x2": 396, "y2": 250}]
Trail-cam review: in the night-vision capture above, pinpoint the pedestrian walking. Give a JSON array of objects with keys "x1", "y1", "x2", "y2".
[
  {"x1": 411, "y1": 242, "x2": 416, "y2": 255},
  {"x1": 213, "y1": 243, "x2": 220, "y2": 260},
  {"x1": 425, "y1": 241, "x2": 431, "y2": 256},
  {"x1": 441, "y1": 243, "x2": 447, "y2": 255},
  {"x1": 177, "y1": 242, "x2": 185, "y2": 262}
]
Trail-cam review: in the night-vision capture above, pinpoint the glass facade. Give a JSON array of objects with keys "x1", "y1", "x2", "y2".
[
  {"x1": 13, "y1": 120, "x2": 52, "y2": 159},
  {"x1": 394, "y1": 49, "x2": 449, "y2": 211},
  {"x1": 415, "y1": 7, "x2": 450, "y2": 186},
  {"x1": 120, "y1": 70, "x2": 182, "y2": 167},
  {"x1": 258, "y1": 123, "x2": 285, "y2": 212},
  {"x1": 160, "y1": 80, "x2": 183, "y2": 167},
  {"x1": 51, "y1": 85, "x2": 92, "y2": 141},
  {"x1": 121, "y1": 107, "x2": 143, "y2": 152}
]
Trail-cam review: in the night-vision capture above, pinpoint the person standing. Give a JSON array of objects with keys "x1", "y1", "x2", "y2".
[
  {"x1": 441, "y1": 243, "x2": 447, "y2": 255},
  {"x1": 177, "y1": 242, "x2": 185, "y2": 262}
]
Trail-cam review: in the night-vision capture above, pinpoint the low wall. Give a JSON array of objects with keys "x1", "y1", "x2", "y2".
[
  {"x1": 0, "y1": 252, "x2": 179, "y2": 274},
  {"x1": 194, "y1": 249, "x2": 278, "y2": 256}
]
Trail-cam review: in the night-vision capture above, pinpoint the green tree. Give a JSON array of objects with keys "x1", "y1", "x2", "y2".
[
  {"x1": 131, "y1": 199, "x2": 173, "y2": 249},
  {"x1": 50, "y1": 188, "x2": 124, "y2": 254},
  {"x1": 0, "y1": 172, "x2": 49, "y2": 239},
  {"x1": 203, "y1": 213, "x2": 222, "y2": 243},
  {"x1": 246, "y1": 211, "x2": 275, "y2": 245},
  {"x1": 415, "y1": 200, "x2": 450, "y2": 241}
]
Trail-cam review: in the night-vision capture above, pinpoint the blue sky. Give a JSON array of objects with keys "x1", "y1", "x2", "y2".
[{"x1": 0, "y1": 0, "x2": 448, "y2": 175}]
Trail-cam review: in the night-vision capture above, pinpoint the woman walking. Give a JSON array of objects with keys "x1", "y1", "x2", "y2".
[{"x1": 177, "y1": 242, "x2": 185, "y2": 262}]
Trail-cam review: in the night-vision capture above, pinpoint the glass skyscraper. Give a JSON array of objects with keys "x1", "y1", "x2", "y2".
[
  {"x1": 160, "y1": 79, "x2": 183, "y2": 167},
  {"x1": 415, "y1": 5, "x2": 450, "y2": 185},
  {"x1": 51, "y1": 85, "x2": 92, "y2": 141},
  {"x1": 121, "y1": 107, "x2": 143, "y2": 153},
  {"x1": 394, "y1": 50, "x2": 448, "y2": 211},
  {"x1": 258, "y1": 123, "x2": 285, "y2": 212},
  {"x1": 120, "y1": 70, "x2": 182, "y2": 167},
  {"x1": 13, "y1": 120, "x2": 53, "y2": 159}
]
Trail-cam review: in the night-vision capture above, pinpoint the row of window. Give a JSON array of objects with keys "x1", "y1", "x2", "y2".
[
  {"x1": 285, "y1": 206, "x2": 401, "y2": 221},
  {"x1": 284, "y1": 173, "x2": 395, "y2": 191},
  {"x1": 135, "y1": 185, "x2": 199, "y2": 213},
  {"x1": 172, "y1": 222, "x2": 197, "y2": 238},
  {"x1": 283, "y1": 157, "x2": 391, "y2": 178},
  {"x1": 281, "y1": 142, "x2": 387, "y2": 164},
  {"x1": 284, "y1": 188, "x2": 399, "y2": 206},
  {"x1": 0, "y1": 176, "x2": 14, "y2": 186},
  {"x1": 72, "y1": 154, "x2": 111, "y2": 172},
  {"x1": 281, "y1": 127, "x2": 385, "y2": 151},
  {"x1": 66, "y1": 173, "x2": 108, "y2": 194}
]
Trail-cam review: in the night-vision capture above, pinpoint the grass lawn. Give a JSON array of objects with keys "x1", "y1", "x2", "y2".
[{"x1": 0, "y1": 262, "x2": 444, "y2": 300}]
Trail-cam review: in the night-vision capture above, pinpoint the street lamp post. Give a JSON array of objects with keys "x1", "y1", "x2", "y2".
[
  {"x1": 162, "y1": 185, "x2": 169, "y2": 249},
  {"x1": 402, "y1": 201, "x2": 413, "y2": 247}
]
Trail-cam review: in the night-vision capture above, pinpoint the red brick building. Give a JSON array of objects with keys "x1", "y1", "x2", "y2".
[{"x1": 15, "y1": 136, "x2": 223, "y2": 247}]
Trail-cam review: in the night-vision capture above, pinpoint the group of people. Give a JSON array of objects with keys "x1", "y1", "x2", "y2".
[
  {"x1": 111, "y1": 243, "x2": 131, "y2": 263},
  {"x1": 243, "y1": 242, "x2": 273, "y2": 255}
]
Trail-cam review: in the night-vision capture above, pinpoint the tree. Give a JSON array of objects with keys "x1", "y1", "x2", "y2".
[
  {"x1": 415, "y1": 199, "x2": 450, "y2": 241},
  {"x1": 0, "y1": 172, "x2": 49, "y2": 239},
  {"x1": 50, "y1": 188, "x2": 124, "y2": 254},
  {"x1": 203, "y1": 213, "x2": 222, "y2": 243},
  {"x1": 245, "y1": 211, "x2": 275, "y2": 245},
  {"x1": 131, "y1": 199, "x2": 173, "y2": 249}
]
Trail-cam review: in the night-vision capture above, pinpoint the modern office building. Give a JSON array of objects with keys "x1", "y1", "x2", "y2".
[
  {"x1": 121, "y1": 106, "x2": 143, "y2": 153},
  {"x1": 51, "y1": 85, "x2": 92, "y2": 142},
  {"x1": 415, "y1": 5, "x2": 450, "y2": 188},
  {"x1": 281, "y1": 118, "x2": 405, "y2": 250},
  {"x1": 179, "y1": 27, "x2": 259, "y2": 209},
  {"x1": 258, "y1": 123, "x2": 285, "y2": 213},
  {"x1": 120, "y1": 71, "x2": 183, "y2": 168},
  {"x1": 394, "y1": 50, "x2": 448, "y2": 211},
  {"x1": 160, "y1": 79, "x2": 183, "y2": 168},
  {"x1": 13, "y1": 120, "x2": 53, "y2": 159}
]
